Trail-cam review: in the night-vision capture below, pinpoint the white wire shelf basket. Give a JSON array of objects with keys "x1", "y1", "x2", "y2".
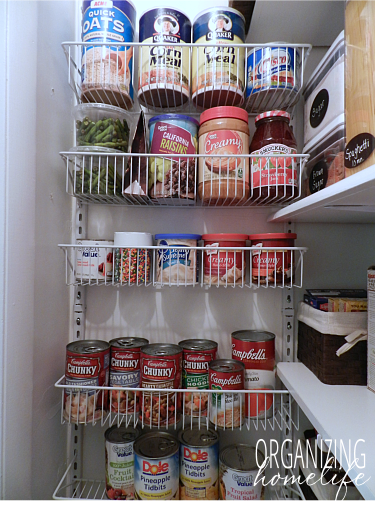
[
  {"x1": 58, "y1": 243, "x2": 307, "y2": 289},
  {"x1": 55, "y1": 376, "x2": 298, "y2": 432},
  {"x1": 62, "y1": 41, "x2": 311, "y2": 114},
  {"x1": 60, "y1": 151, "x2": 309, "y2": 207}
]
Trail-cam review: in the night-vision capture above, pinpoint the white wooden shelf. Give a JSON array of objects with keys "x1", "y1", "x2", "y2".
[
  {"x1": 269, "y1": 166, "x2": 375, "y2": 223},
  {"x1": 277, "y1": 362, "x2": 375, "y2": 500}
]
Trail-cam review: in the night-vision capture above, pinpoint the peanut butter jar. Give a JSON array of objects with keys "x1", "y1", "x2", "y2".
[{"x1": 198, "y1": 106, "x2": 250, "y2": 205}]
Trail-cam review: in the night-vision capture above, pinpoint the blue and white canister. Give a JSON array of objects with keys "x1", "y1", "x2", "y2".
[{"x1": 155, "y1": 234, "x2": 201, "y2": 285}]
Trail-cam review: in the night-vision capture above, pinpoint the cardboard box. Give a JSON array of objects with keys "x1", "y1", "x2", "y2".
[
  {"x1": 304, "y1": 289, "x2": 367, "y2": 312},
  {"x1": 339, "y1": 298, "x2": 368, "y2": 312},
  {"x1": 367, "y1": 267, "x2": 375, "y2": 393}
]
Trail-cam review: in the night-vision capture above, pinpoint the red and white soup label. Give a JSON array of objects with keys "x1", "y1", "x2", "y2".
[
  {"x1": 183, "y1": 350, "x2": 216, "y2": 373},
  {"x1": 251, "y1": 143, "x2": 297, "y2": 188},
  {"x1": 209, "y1": 369, "x2": 245, "y2": 428},
  {"x1": 141, "y1": 353, "x2": 182, "y2": 389}
]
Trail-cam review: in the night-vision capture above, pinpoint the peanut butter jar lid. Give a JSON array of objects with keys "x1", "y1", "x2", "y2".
[{"x1": 200, "y1": 106, "x2": 249, "y2": 125}]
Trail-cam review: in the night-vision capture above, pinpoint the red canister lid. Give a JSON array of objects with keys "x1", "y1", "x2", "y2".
[
  {"x1": 255, "y1": 110, "x2": 290, "y2": 123},
  {"x1": 202, "y1": 233, "x2": 248, "y2": 241},
  {"x1": 248, "y1": 233, "x2": 297, "y2": 240},
  {"x1": 200, "y1": 106, "x2": 249, "y2": 125}
]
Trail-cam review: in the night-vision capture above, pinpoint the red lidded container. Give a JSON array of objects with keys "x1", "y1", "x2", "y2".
[
  {"x1": 202, "y1": 233, "x2": 248, "y2": 286},
  {"x1": 249, "y1": 110, "x2": 298, "y2": 203},
  {"x1": 248, "y1": 233, "x2": 297, "y2": 286}
]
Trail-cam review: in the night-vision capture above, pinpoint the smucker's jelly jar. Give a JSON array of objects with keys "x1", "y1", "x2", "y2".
[{"x1": 249, "y1": 110, "x2": 298, "y2": 203}]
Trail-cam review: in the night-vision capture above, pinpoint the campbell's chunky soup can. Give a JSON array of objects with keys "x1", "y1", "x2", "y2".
[
  {"x1": 232, "y1": 330, "x2": 276, "y2": 419},
  {"x1": 209, "y1": 359, "x2": 245, "y2": 429},
  {"x1": 202, "y1": 234, "x2": 248, "y2": 286},
  {"x1": 140, "y1": 343, "x2": 182, "y2": 427},
  {"x1": 192, "y1": 7, "x2": 245, "y2": 108},
  {"x1": 219, "y1": 444, "x2": 265, "y2": 500},
  {"x1": 179, "y1": 427, "x2": 220, "y2": 500},
  {"x1": 138, "y1": 8, "x2": 191, "y2": 108},
  {"x1": 81, "y1": 0, "x2": 136, "y2": 109},
  {"x1": 105, "y1": 425, "x2": 140, "y2": 500},
  {"x1": 179, "y1": 339, "x2": 218, "y2": 417},
  {"x1": 64, "y1": 340, "x2": 110, "y2": 424},
  {"x1": 109, "y1": 337, "x2": 149, "y2": 414},
  {"x1": 134, "y1": 432, "x2": 180, "y2": 500}
]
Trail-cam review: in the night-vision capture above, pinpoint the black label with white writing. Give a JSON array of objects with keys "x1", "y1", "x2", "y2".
[
  {"x1": 345, "y1": 133, "x2": 375, "y2": 169},
  {"x1": 310, "y1": 89, "x2": 329, "y2": 128},
  {"x1": 309, "y1": 160, "x2": 328, "y2": 194}
]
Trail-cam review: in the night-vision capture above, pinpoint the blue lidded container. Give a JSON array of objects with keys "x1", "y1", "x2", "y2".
[{"x1": 155, "y1": 234, "x2": 202, "y2": 285}]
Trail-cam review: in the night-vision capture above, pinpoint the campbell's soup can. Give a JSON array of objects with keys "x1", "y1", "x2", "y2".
[
  {"x1": 140, "y1": 343, "x2": 182, "y2": 427},
  {"x1": 209, "y1": 359, "x2": 245, "y2": 429},
  {"x1": 179, "y1": 426, "x2": 219, "y2": 500},
  {"x1": 134, "y1": 432, "x2": 180, "y2": 500},
  {"x1": 81, "y1": 0, "x2": 136, "y2": 109},
  {"x1": 179, "y1": 339, "x2": 218, "y2": 417},
  {"x1": 64, "y1": 340, "x2": 110, "y2": 424},
  {"x1": 219, "y1": 444, "x2": 265, "y2": 500},
  {"x1": 138, "y1": 8, "x2": 191, "y2": 108},
  {"x1": 192, "y1": 7, "x2": 246, "y2": 108},
  {"x1": 109, "y1": 337, "x2": 149, "y2": 414},
  {"x1": 105, "y1": 425, "x2": 140, "y2": 500},
  {"x1": 231, "y1": 330, "x2": 276, "y2": 419}
]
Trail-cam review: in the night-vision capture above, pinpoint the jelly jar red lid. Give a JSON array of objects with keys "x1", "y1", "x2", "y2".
[
  {"x1": 255, "y1": 110, "x2": 291, "y2": 123},
  {"x1": 248, "y1": 233, "x2": 297, "y2": 240},
  {"x1": 200, "y1": 106, "x2": 249, "y2": 125},
  {"x1": 202, "y1": 233, "x2": 248, "y2": 241}
]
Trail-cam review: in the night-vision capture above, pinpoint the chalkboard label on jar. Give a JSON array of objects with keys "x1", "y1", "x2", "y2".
[
  {"x1": 344, "y1": 133, "x2": 375, "y2": 169},
  {"x1": 310, "y1": 89, "x2": 329, "y2": 128},
  {"x1": 309, "y1": 160, "x2": 328, "y2": 194}
]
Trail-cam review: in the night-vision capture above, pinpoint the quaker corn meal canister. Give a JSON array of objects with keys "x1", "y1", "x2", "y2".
[
  {"x1": 202, "y1": 234, "x2": 248, "y2": 286},
  {"x1": 105, "y1": 425, "x2": 140, "y2": 500},
  {"x1": 64, "y1": 340, "x2": 110, "y2": 423},
  {"x1": 81, "y1": 0, "x2": 136, "y2": 109},
  {"x1": 76, "y1": 240, "x2": 114, "y2": 282},
  {"x1": 248, "y1": 233, "x2": 297, "y2": 286},
  {"x1": 134, "y1": 432, "x2": 180, "y2": 500},
  {"x1": 179, "y1": 339, "x2": 218, "y2": 417},
  {"x1": 148, "y1": 115, "x2": 199, "y2": 200},
  {"x1": 192, "y1": 8, "x2": 245, "y2": 108},
  {"x1": 209, "y1": 359, "x2": 245, "y2": 429},
  {"x1": 198, "y1": 107, "x2": 250, "y2": 205},
  {"x1": 155, "y1": 234, "x2": 201, "y2": 286},
  {"x1": 231, "y1": 330, "x2": 276, "y2": 419},
  {"x1": 246, "y1": 44, "x2": 301, "y2": 113},
  {"x1": 179, "y1": 427, "x2": 220, "y2": 500},
  {"x1": 140, "y1": 343, "x2": 182, "y2": 427},
  {"x1": 109, "y1": 337, "x2": 149, "y2": 414},
  {"x1": 138, "y1": 8, "x2": 191, "y2": 108},
  {"x1": 219, "y1": 444, "x2": 265, "y2": 500}
]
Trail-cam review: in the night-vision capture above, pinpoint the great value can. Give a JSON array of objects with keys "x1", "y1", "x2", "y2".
[
  {"x1": 81, "y1": 0, "x2": 136, "y2": 109},
  {"x1": 109, "y1": 337, "x2": 149, "y2": 414},
  {"x1": 138, "y1": 8, "x2": 191, "y2": 108},
  {"x1": 209, "y1": 359, "x2": 245, "y2": 429},
  {"x1": 219, "y1": 444, "x2": 265, "y2": 500},
  {"x1": 192, "y1": 7, "x2": 246, "y2": 108},
  {"x1": 231, "y1": 330, "x2": 276, "y2": 419},
  {"x1": 105, "y1": 425, "x2": 140, "y2": 500},
  {"x1": 76, "y1": 240, "x2": 114, "y2": 281},
  {"x1": 179, "y1": 427, "x2": 219, "y2": 500},
  {"x1": 246, "y1": 45, "x2": 301, "y2": 113},
  {"x1": 64, "y1": 340, "x2": 110, "y2": 423},
  {"x1": 134, "y1": 432, "x2": 180, "y2": 500},
  {"x1": 140, "y1": 343, "x2": 183, "y2": 427},
  {"x1": 179, "y1": 339, "x2": 218, "y2": 417}
]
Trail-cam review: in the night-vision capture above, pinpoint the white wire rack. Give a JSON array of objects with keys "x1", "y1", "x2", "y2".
[
  {"x1": 58, "y1": 244, "x2": 307, "y2": 288},
  {"x1": 62, "y1": 42, "x2": 311, "y2": 114},
  {"x1": 60, "y1": 151, "x2": 309, "y2": 207}
]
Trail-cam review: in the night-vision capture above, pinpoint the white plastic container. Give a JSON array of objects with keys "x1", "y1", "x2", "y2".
[
  {"x1": 75, "y1": 239, "x2": 114, "y2": 280},
  {"x1": 302, "y1": 114, "x2": 345, "y2": 197},
  {"x1": 303, "y1": 30, "x2": 344, "y2": 147},
  {"x1": 113, "y1": 232, "x2": 153, "y2": 285}
]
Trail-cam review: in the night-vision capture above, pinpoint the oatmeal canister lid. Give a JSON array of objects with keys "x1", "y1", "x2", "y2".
[
  {"x1": 248, "y1": 233, "x2": 297, "y2": 240},
  {"x1": 66, "y1": 340, "x2": 109, "y2": 354},
  {"x1": 179, "y1": 339, "x2": 218, "y2": 351},
  {"x1": 109, "y1": 337, "x2": 149, "y2": 349},
  {"x1": 141, "y1": 343, "x2": 182, "y2": 357},
  {"x1": 255, "y1": 110, "x2": 291, "y2": 123},
  {"x1": 134, "y1": 432, "x2": 179, "y2": 459},
  {"x1": 220, "y1": 444, "x2": 265, "y2": 471},
  {"x1": 232, "y1": 330, "x2": 275, "y2": 343},
  {"x1": 178, "y1": 427, "x2": 219, "y2": 448},
  {"x1": 210, "y1": 358, "x2": 245, "y2": 373},
  {"x1": 105, "y1": 425, "x2": 140, "y2": 444},
  {"x1": 200, "y1": 106, "x2": 249, "y2": 125}
]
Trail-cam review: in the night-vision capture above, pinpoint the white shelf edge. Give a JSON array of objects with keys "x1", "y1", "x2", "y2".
[
  {"x1": 277, "y1": 362, "x2": 375, "y2": 500},
  {"x1": 268, "y1": 165, "x2": 375, "y2": 223}
]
